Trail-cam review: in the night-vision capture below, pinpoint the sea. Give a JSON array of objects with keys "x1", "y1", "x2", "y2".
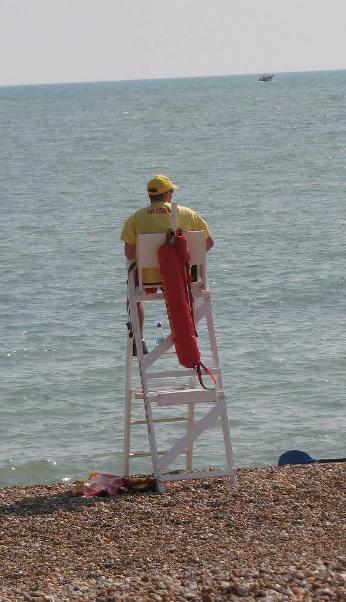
[{"x1": 1, "y1": 70, "x2": 345, "y2": 488}]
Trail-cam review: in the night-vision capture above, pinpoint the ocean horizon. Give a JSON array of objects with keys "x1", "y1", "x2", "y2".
[{"x1": 1, "y1": 66, "x2": 345, "y2": 90}]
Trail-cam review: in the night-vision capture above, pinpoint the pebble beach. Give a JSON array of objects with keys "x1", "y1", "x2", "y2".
[{"x1": 0, "y1": 464, "x2": 345, "y2": 601}]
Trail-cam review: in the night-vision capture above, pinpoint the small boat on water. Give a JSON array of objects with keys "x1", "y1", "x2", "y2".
[{"x1": 258, "y1": 74, "x2": 274, "y2": 82}]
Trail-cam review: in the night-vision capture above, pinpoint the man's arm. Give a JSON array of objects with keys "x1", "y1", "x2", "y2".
[
  {"x1": 191, "y1": 210, "x2": 214, "y2": 252},
  {"x1": 124, "y1": 242, "x2": 136, "y2": 259}
]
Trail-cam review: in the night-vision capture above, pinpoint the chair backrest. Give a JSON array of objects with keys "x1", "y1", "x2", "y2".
[{"x1": 136, "y1": 231, "x2": 207, "y2": 291}]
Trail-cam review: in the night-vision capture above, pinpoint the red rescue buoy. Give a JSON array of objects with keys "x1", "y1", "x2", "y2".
[{"x1": 158, "y1": 230, "x2": 216, "y2": 389}]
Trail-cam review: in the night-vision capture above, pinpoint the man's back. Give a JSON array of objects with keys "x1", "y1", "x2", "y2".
[{"x1": 121, "y1": 201, "x2": 210, "y2": 244}]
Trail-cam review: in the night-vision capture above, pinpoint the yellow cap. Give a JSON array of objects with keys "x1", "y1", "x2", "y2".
[{"x1": 147, "y1": 174, "x2": 178, "y2": 196}]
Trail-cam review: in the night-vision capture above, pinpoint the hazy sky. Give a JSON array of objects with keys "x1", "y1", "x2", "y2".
[{"x1": 1, "y1": 0, "x2": 346, "y2": 86}]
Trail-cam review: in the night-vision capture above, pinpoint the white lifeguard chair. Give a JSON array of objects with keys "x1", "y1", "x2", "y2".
[{"x1": 123, "y1": 218, "x2": 237, "y2": 493}]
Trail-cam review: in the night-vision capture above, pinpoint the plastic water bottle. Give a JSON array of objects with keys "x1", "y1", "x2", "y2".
[{"x1": 156, "y1": 322, "x2": 165, "y2": 346}]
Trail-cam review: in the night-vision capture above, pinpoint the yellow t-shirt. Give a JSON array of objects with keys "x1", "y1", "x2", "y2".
[{"x1": 120, "y1": 201, "x2": 211, "y2": 284}]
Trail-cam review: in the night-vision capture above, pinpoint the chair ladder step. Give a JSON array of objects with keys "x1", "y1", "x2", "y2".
[
  {"x1": 132, "y1": 388, "x2": 224, "y2": 405},
  {"x1": 146, "y1": 368, "x2": 221, "y2": 380},
  {"x1": 130, "y1": 416, "x2": 187, "y2": 426},
  {"x1": 132, "y1": 386, "x2": 189, "y2": 398},
  {"x1": 129, "y1": 449, "x2": 185, "y2": 458},
  {"x1": 154, "y1": 389, "x2": 222, "y2": 405}
]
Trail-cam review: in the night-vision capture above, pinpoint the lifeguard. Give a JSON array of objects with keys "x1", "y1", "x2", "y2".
[{"x1": 120, "y1": 175, "x2": 214, "y2": 349}]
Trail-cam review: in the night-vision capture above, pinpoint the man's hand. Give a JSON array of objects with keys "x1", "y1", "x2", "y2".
[{"x1": 206, "y1": 236, "x2": 214, "y2": 251}]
